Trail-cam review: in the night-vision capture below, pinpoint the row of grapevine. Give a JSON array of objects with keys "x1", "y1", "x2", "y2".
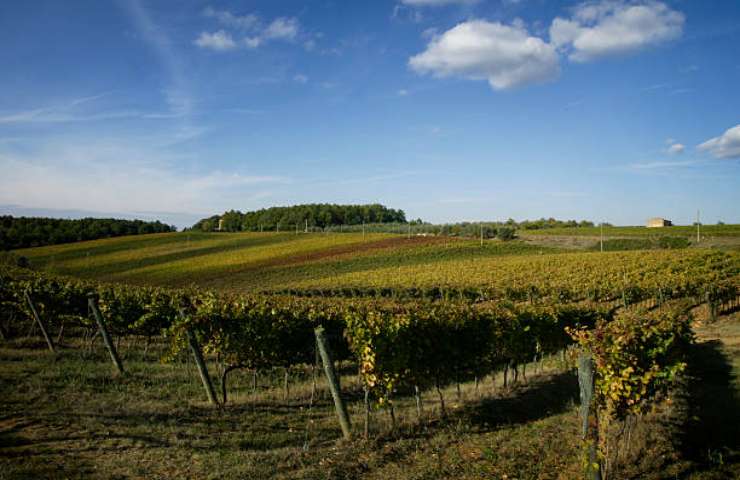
[
  {"x1": 568, "y1": 303, "x2": 694, "y2": 479},
  {"x1": 1, "y1": 265, "x2": 608, "y2": 405},
  {"x1": 271, "y1": 249, "x2": 739, "y2": 308},
  {"x1": 344, "y1": 302, "x2": 610, "y2": 406},
  {"x1": 0, "y1": 262, "x2": 710, "y2": 474}
]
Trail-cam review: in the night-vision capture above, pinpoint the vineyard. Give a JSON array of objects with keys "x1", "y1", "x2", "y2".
[{"x1": 1, "y1": 232, "x2": 739, "y2": 479}]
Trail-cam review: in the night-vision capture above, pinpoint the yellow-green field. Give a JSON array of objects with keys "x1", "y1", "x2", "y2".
[
  {"x1": 14, "y1": 232, "x2": 559, "y2": 291},
  {"x1": 14, "y1": 232, "x2": 739, "y2": 297}
]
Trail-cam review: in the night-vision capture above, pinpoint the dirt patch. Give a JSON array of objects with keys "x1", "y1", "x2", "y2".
[{"x1": 519, "y1": 234, "x2": 599, "y2": 250}]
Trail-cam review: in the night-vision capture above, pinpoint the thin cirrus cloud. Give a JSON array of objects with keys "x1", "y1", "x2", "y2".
[
  {"x1": 400, "y1": 0, "x2": 480, "y2": 6},
  {"x1": 409, "y1": 1, "x2": 684, "y2": 90},
  {"x1": 698, "y1": 124, "x2": 740, "y2": 159},
  {"x1": 195, "y1": 6, "x2": 300, "y2": 51},
  {"x1": 203, "y1": 6, "x2": 259, "y2": 30},
  {"x1": 0, "y1": 139, "x2": 289, "y2": 222},
  {"x1": 0, "y1": 94, "x2": 184, "y2": 125},
  {"x1": 409, "y1": 20, "x2": 560, "y2": 90}
]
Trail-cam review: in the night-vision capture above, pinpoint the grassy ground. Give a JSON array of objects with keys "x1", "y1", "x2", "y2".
[
  {"x1": 680, "y1": 312, "x2": 740, "y2": 478},
  {"x1": 0, "y1": 335, "x2": 584, "y2": 479},
  {"x1": 520, "y1": 224, "x2": 740, "y2": 238},
  {"x1": 4, "y1": 314, "x2": 737, "y2": 480},
  {"x1": 0, "y1": 333, "x2": 701, "y2": 480}
]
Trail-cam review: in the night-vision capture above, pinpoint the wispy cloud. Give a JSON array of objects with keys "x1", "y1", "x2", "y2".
[
  {"x1": 0, "y1": 94, "x2": 183, "y2": 124},
  {"x1": 664, "y1": 139, "x2": 685, "y2": 155},
  {"x1": 0, "y1": 138, "x2": 289, "y2": 222},
  {"x1": 196, "y1": 7, "x2": 303, "y2": 51},
  {"x1": 546, "y1": 191, "x2": 589, "y2": 198},
  {"x1": 203, "y1": 6, "x2": 259, "y2": 31},
  {"x1": 194, "y1": 30, "x2": 237, "y2": 51},
  {"x1": 641, "y1": 83, "x2": 670, "y2": 92},
  {"x1": 400, "y1": 0, "x2": 480, "y2": 6},
  {"x1": 627, "y1": 159, "x2": 700, "y2": 170},
  {"x1": 122, "y1": 0, "x2": 195, "y2": 125}
]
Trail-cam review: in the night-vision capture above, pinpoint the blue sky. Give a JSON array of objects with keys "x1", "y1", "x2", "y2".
[{"x1": 1, "y1": 0, "x2": 738, "y2": 228}]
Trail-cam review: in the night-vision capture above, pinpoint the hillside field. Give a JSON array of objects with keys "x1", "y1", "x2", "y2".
[
  {"x1": 14, "y1": 230, "x2": 739, "y2": 293},
  {"x1": 3, "y1": 230, "x2": 740, "y2": 479}
]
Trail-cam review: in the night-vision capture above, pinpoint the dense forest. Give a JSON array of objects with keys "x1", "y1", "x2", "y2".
[
  {"x1": 192, "y1": 204, "x2": 408, "y2": 232},
  {"x1": 0, "y1": 216, "x2": 176, "y2": 250}
]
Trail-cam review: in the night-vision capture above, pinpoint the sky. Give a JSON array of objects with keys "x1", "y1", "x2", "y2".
[{"x1": 0, "y1": 0, "x2": 739, "y2": 229}]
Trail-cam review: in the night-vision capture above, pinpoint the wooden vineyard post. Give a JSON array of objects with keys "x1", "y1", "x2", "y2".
[
  {"x1": 88, "y1": 294, "x2": 125, "y2": 375},
  {"x1": 705, "y1": 290, "x2": 718, "y2": 323},
  {"x1": 24, "y1": 290, "x2": 55, "y2": 353},
  {"x1": 578, "y1": 352, "x2": 602, "y2": 480},
  {"x1": 186, "y1": 328, "x2": 219, "y2": 405},
  {"x1": 314, "y1": 326, "x2": 351, "y2": 440},
  {"x1": 414, "y1": 385, "x2": 423, "y2": 418},
  {"x1": 363, "y1": 387, "x2": 371, "y2": 439},
  {"x1": 180, "y1": 308, "x2": 219, "y2": 405}
]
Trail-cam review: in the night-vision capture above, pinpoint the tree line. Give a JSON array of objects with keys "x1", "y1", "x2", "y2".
[
  {"x1": 191, "y1": 203, "x2": 601, "y2": 235},
  {"x1": 191, "y1": 204, "x2": 407, "y2": 232},
  {"x1": 0, "y1": 216, "x2": 176, "y2": 250}
]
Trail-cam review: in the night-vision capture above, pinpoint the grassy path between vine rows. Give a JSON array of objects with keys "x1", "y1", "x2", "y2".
[
  {"x1": 0, "y1": 337, "x2": 587, "y2": 479},
  {"x1": 1, "y1": 298, "x2": 738, "y2": 477},
  {"x1": 679, "y1": 312, "x2": 740, "y2": 479},
  {"x1": 3, "y1": 318, "x2": 738, "y2": 479}
]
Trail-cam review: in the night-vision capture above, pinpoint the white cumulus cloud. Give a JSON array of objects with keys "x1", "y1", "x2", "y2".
[
  {"x1": 549, "y1": 1, "x2": 684, "y2": 62},
  {"x1": 409, "y1": 20, "x2": 559, "y2": 90},
  {"x1": 194, "y1": 30, "x2": 236, "y2": 51},
  {"x1": 698, "y1": 124, "x2": 740, "y2": 159},
  {"x1": 665, "y1": 140, "x2": 685, "y2": 155}
]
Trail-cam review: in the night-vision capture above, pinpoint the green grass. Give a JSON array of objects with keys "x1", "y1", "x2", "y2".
[
  {"x1": 0, "y1": 336, "x2": 694, "y2": 480},
  {"x1": 586, "y1": 236, "x2": 691, "y2": 251},
  {"x1": 520, "y1": 224, "x2": 740, "y2": 238}
]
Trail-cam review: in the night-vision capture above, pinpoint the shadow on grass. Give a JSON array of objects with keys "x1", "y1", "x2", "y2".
[
  {"x1": 680, "y1": 339, "x2": 740, "y2": 476},
  {"x1": 372, "y1": 370, "x2": 578, "y2": 446},
  {"x1": 460, "y1": 371, "x2": 578, "y2": 428}
]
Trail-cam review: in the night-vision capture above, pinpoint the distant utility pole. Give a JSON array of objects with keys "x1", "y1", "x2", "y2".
[
  {"x1": 480, "y1": 223, "x2": 483, "y2": 247},
  {"x1": 305, "y1": 219, "x2": 308, "y2": 233},
  {"x1": 696, "y1": 210, "x2": 701, "y2": 243},
  {"x1": 600, "y1": 223, "x2": 604, "y2": 252}
]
